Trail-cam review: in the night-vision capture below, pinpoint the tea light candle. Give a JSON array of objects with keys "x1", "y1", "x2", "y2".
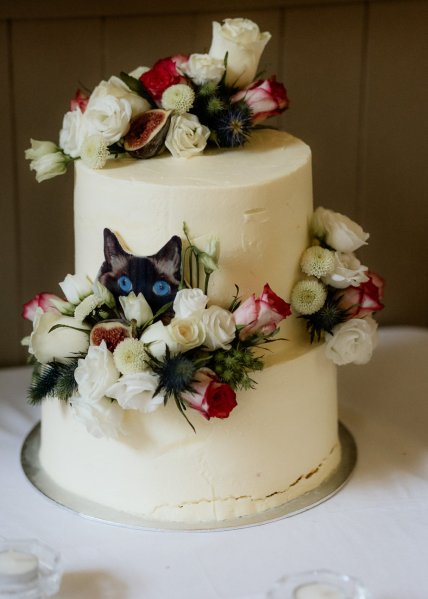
[
  {"x1": 294, "y1": 583, "x2": 346, "y2": 599},
  {"x1": 0, "y1": 550, "x2": 39, "y2": 584}
]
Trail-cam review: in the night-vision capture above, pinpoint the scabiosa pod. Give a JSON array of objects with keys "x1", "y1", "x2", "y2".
[{"x1": 291, "y1": 279, "x2": 328, "y2": 315}]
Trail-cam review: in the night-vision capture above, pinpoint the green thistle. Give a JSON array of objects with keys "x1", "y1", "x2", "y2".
[
  {"x1": 211, "y1": 346, "x2": 264, "y2": 391},
  {"x1": 206, "y1": 96, "x2": 225, "y2": 114},
  {"x1": 302, "y1": 290, "x2": 350, "y2": 342}
]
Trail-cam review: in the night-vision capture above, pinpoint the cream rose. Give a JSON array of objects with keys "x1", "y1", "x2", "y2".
[
  {"x1": 209, "y1": 18, "x2": 271, "y2": 88},
  {"x1": 83, "y1": 95, "x2": 132, "y2": 145},
  {"x1": 322, "y1": 252, "x2": 369, "y2": 289},
  {"x1": 89, "y1": 75, "x2": 150, "y2": 119},
  {"x1": 59, "y1": 108, "x2": 87, "y2": 158},
  {"x1": 325, "y1": 316, "x2": 378, "y2": 365},
  {"x1": 165, "y1": 113, "x2": 210, "y2": 158},
  {"x1": 140, "y1": 320, "x2": 179, "y2": 359},
  {"x1": 29, "y1": 309, "x2": 90, "y2": 364},
  {"x1": 74, "y1": 342, "x2": 120, "y2": 401},
  {"x1": 106, "y1": 372, "x2": 164, "y2": 413},
  {"x1": 201, "y1": 305, "x2": 236, "y2": 350},
  {"x1": 167, "y1": 317, "x2": 206, "y2": 352},
  {"x1": 119, "y1": 292, "x2": 153, "y2": 326},
  {"x1": 312, "y1": 207, "x2": 369, "y2": 253},
  {"x1": 173, "y1": 288, "x2": 208, "y2": 319},
  {"x1": 59, "y1": 273, "x2": 93, "y2": 304},
  {"x1": 70, "y1": 394, "x2": 125, "y2": 439},
  {"x1": 183, "y1": 53, "x2": 225, "y2": 85}
]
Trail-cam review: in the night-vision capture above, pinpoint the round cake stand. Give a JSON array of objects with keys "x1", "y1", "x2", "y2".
[{"x1": 21, "y1": 422, "x2": 356, "y2": 532}]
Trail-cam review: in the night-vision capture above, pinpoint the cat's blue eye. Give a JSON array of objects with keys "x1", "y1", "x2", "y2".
[
  {"x1": 152, "y1": 280, "x2": 171, "y2": 297},
  {"x1": 118, "y1": 275, "x2": 133, "y2": 293}
]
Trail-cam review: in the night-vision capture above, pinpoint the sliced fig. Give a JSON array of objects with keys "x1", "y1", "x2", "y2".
[
  {"x1": 123, "y1": 109, "x2": 172, "y2": 159},
  {"x1": 90, "y1": 320, "x2": 132, "y2": 352}
]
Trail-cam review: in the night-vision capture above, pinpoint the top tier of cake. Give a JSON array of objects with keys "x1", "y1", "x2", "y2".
[{"x1": 74, "y1": 129, "x2": 312, "y2": 345}]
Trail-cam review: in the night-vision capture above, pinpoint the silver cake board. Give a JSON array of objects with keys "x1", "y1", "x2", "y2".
[{"x1": 21, "y1": 422, "x2": 356, "y2": 532}]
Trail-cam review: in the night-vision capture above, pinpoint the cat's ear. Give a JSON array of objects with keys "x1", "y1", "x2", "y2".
[
  {"x1": 151, "y1": 235, "x2": 182, "y2": 283},
  {"x1": 103, "y1": 228, "x2": 127, "y2": 265}
]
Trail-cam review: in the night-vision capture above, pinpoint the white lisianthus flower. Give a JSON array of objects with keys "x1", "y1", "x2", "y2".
[
  {"x1": 168, "y1": 317, "x2": 206, "y2": 352},
  {"x1": 83, "y1": 95, "x2": 132, "y2": 145},
  {"x1": 128, "y1": 65, "x2": 149, "y2": 79},
  {"x1": 119, "y1": 292, "x2": 153, "y2": 327},
  {"x1": 113, "y1": 338, "x2": 147, "y2": 375},
  {"x1": 80, "y1": 133, "x2": 109, "y2": 169},
  {"x1": 74, "y1": 341, "x2": 119, "y2": 401},
  {"x1": 165, "y1": 113, "x2": 210, "y2": 158},
  {"x1": 312, "y1": 207, "x2": 369, "y2": 253},
  {"x1": 301, "y1": 246, "x2": 335, "y2": 278},
  {"x1": 173, "y1": 288, "x2": 208, "y2": 319},
  {"x1": 70, "y1": 394, "x2": 125, "y2": 439},
  {"x1": 291, "y1": 279, "x2": 327, "y2": 315},
  {"x1": 209, "y1": 18, "x2": 271, "y2": 88},
  {"x1": 59, "y1": 273, "x2": 93, "y2": 304},
  {"x1": 29, "y1": 308, "x2": 90, "y2": 364},
  {"x1": 74, "y1": 294, "x2": 102, "y2": 321},
  {"x1": 325, "y1": 316, "x2": 378, "y2": 365},
  {"x1": 25, "y1": 139, "x2": 58, "y2": 161},
  {"x1": 59, "y1": 108, "x2": 87, "y2": 158},
  {"x1": 93, "y1": 280, "x2": 116, "y2": 308},
  {"x1": 322, "y1": 252, "x2": 369, "y2": 289},
  {"x1": 183, "y1": 53, "x2": 225, "y2": 85},
  {"x1": 140, "y1": 321, "x2": 179, "y2": 359},
  {"x1": 106, "y1": 372, "x2": 164, "y2": 413},
  {"x1": 162, "y1": 84, "x2": 195, "y2": 114},
  {"x1": 89, "y1": 75, "x2": 150, "y2": 118},
  {"x1": 201, "y1": 305, "x2": 236, "y2": 351},
  {"x1": 28, "y1": 150, "x2": 69, "y2": 183}
]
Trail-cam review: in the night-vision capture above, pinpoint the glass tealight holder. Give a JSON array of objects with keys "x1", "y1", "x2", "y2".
[
  {"x1": 266, "y1": 570, "x2": 371, "y2": 599},
  {"x1": 0, "y1": 539, "x2": 62, "y2": 598}
]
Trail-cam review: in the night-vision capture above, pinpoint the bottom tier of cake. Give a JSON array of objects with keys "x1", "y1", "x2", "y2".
[{"x1": 39, "y1": 343, "x2": 339, "y2": 523}]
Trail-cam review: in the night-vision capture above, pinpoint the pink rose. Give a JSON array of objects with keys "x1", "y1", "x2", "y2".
[
  {"x1": 231, "y1": 77, "x2": 289, "y2": 124},
  {"x1": 233, "y1": 283, "x2": 291, "y2": 340},
  {"x1": 22, "y1": 292, "x2": 62, "y2": 322},
  {"x1": 140, "y1": 56, "x2": 188, "y2": 103},
  {"x1": 338, "y1": 271, "x2": 385, "y2": 319},
  {"x1": 182, "y1": 368, "x2": 237, "y2": 420},
  {"x1": 70, "y1": 89, "x2": 89, "y2": 113}
]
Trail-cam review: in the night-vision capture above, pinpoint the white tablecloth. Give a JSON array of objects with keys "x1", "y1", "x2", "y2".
[{"x1": 1, "y1": 327, "x2": 427, "y2": 598}]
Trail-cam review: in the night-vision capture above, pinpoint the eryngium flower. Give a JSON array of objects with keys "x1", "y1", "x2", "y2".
[
  {"x1": 215, "y1": 104, "x2": 252, "y2": 147},
  {"x1": 291, "y1": 279, "x2": 327, "y2": 315},
  {"x1": 300, "y1": 246, "x2": 335, "y2": 278}
]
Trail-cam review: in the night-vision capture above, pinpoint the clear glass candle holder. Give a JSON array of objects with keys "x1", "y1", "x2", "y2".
[
  {"x1": 0, "y1": 539, "x2": 62, "y2": 598},
  {"x1": 266, "y1": 569, "x2": 371, "y2": 599}
]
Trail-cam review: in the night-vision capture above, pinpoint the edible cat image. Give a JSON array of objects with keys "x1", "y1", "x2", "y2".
[{"x1": 98, "y1": 228, "x2": 182, "y2": 317}]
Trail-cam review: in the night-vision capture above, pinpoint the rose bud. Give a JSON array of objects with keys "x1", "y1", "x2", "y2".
[
  {"x1": 233, "y1": 283, "x2": 291, "y2": 340},
  {"x1": 22, "y1": 292, "x2": 65, "y2": 322},
  {"x1": 231, "y1": 77, "x2": 289, "y2": 124},
  {"x1": 70, "y1": 89, "x2": 89, "y2": 113},
  {"x1": 140, "y1": 56, "x2": 188, "y2": 103},
  {"x1": 338, "y1": 271, "x2": 385, "y2": 319},
  {"x1": 182, "y1": 368, "x2": 237, "y2": 420}
]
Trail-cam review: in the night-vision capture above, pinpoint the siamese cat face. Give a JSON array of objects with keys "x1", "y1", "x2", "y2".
[{"x1": 98, "y1": 229, "x2": 182, "y2": 316}]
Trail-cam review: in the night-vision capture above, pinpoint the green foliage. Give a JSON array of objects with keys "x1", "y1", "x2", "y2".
[
  {"x1": 119, "y1": 72, "x2": 157, "y2": 108},
  {"x1": 28, "y1": 359, "x2": 79, "y2": 405}
]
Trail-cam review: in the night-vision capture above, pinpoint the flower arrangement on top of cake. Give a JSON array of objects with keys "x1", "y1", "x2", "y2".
[{"x1": 25, "y1": 18, "x2": 289, "y2": 182}]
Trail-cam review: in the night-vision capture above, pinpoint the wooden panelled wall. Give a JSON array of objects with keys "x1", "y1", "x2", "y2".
[{"x1": 1, "y1": 0, "x2": 427, "y2": 366}]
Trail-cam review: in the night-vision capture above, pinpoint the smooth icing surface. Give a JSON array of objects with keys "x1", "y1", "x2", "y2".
[{"x1": 39, "y1": 128, "x2": 340, "y2": 523}]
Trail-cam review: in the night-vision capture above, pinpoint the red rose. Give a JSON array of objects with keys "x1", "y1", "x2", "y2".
[
  {"x1": 233, "y1": 283, "x2": 291, "y2": 340},
  {"x1": 182, "y1": 368, "x2": 237, "y2": 420},
  {"x1": 231, "y1": 77, "x2": 289, "y2": 124},
  {"x1": 22, "y1": 292, "x2": 62, "y2": 322},
  {"x1": 338, "y1": 271, "x2": 385, "y2": 319},
  {"x1": 140, "y1": 56, "x2": 188, "y2": 103},
  {"x1": 70, "y1": 89, "x2": 89, "y2": 113}
]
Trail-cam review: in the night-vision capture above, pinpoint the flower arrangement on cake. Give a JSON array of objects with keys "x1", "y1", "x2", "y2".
[{"x1": 25, "y1": 18, "x2": 289, "y2": 182}]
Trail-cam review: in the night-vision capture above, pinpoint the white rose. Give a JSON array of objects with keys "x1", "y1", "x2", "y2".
[
  {"x1": 167, "y1": 317, "x2": 206, "y2": 352},
  {"x1": 29, "y1": 309, "x2": 90, "y2": 364},
  {"x1": 173, "y1": 288, "x2": 208, "y2": 319},
  {"x1": 74, "y1": 342, "x2": 120, "y2": 401},
  {"x1": 183, "y1": 53, "x2": 225, "y2": 85},
  {"x1": 25, "y1": 139, "x2": 58, "y2": 161},
  {"x1": 106, "y1": 372, "x2": 164, "y2": 413},
  {"x1": 119, "y1": 292, "x2": 153, "y2": 326},
  {"x1": 140, "y1": 320, "x2": 179, "y2": 359},
  {"x1": 325, "y1": 316, "x2": 378, "y2": 366},
  {"x1": 209, "y1": 18, "x2": 271, "y2": 88},
  {"x1": 59, "y1": 108, "x2": 87, "y2": 158},
  {"x1": 201, "y1": 305, "x2": 236, "y2": 351},
  {"x1": 165, "y1": 113, "x2": 210, "y2": 159},
  {"x1": 71, "y1": 394, "x2": 125, "y2": 439},
  {"x1": 59, "y1": 273, "x2": 93, "y2": 304},
  {"x1": 28, "y1": 151, "x2": 68, "y2": 183},
  {"x1": 89, "y1": 75, "x2": 150, "y2": 119},
  {"x1": 83, "y1": 95, "x2": 132, "y2": 145},
  {"x1": 312, "y1": 207, "x2": 369, "y2": 253},
  {"x1": 128, "y1": 66, "x2": 149, "y2": 79},
  {"x1": 322, "y1": 252, "x2": 369, "y2": 289}
]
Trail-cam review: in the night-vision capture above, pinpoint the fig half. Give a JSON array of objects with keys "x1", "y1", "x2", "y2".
[
  {"x1": 123, "y1": 109, "x2": 172, "y2": 159},
  {"x1": 90, "y1": 320, "x2": 132, "y2": 353}
]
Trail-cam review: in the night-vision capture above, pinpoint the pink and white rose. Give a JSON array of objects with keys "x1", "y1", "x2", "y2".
[
  {"x1": 22, "y1": 292, "x2": 63, "y2": 322},
  {"x1": 338, "y1": 271, "x2": 385, "y2": 319},
  {"x1": 70, "y1": 89, "x2": 89, "y2": 113},
  {"x1": 233, "y1": 283, "x2": 291, "y2": 340},
  {"x1": 231, "y1": 77, "x2": 289, "y2": 123},
  {"x1": 182, "y1": 368, "x2": 237, "y2": 420}
]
